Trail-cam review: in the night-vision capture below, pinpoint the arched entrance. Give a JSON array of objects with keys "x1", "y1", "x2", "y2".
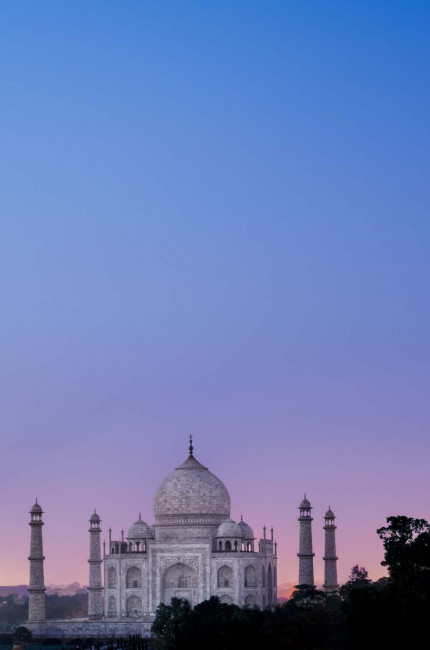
[
  {"x1": 126, "y1": 595, "x2": 142, "y2": 618},
  {"x1": 162, "y1": 562, "x2": 198, "y2": 607},
  {"x1": 217, "y1": 565, "x2": 233, "y2": 588},
  {"x1": 220, "y1": 594, "x2": 233, "y2": 604},
  {"x1": 108, "y1": 595, "x2": 117, "y2": 617},
  {"x1": 108, "y1": 566, "x2": 117, "y2": 588},
  {"x1": 244, "y1": 565, "x2": 256, "y2": 587},
  {"x1": 126, "y1": 566, "x2": 142, "y2": 588}
]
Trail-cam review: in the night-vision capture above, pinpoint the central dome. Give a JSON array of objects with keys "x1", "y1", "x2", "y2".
[{"x1": 153, "y1": 447, "x2": 231, "y2": 525}]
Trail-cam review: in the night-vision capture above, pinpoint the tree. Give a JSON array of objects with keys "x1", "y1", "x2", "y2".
[
  {"x1": 275, "y1": 588, "x2": 345, "y2": 650},
  {"x1": 374, "y1": 516, "x2": 430, "y2": 647},
  {"x1": 186, "y1": 597, "x2": 262, "y2": 650},
  {"x1": 376, "y1": 516, "x2": 430, "y2": 589},
  {"x1": 289, "y1": 584, "x2": 326, "y2": 608},
  {"x1": 151, "y1": 598, "x2": 191, "y2": 649},
  {"x1": 13, "y1": 627, "x2": 32, "y2": 641},
  {"x1": 339, "y1": 565, "x2": 370, "y2": 601},
  {"x1": 348, "y1": 565, "x2": 369, "y2": 582}
]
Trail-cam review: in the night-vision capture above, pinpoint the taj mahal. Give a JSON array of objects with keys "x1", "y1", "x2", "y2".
[{"x1": 26, "y1": 438, "x2": 338, "y2": 638}]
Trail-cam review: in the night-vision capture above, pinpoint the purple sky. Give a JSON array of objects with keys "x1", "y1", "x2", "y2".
[{"x1": 0, "y1": 1, "x2": 429, "y2": 589}]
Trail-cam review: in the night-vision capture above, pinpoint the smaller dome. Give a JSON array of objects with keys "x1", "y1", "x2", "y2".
[
  {"x1": 325, "y1": 508, "x2": 335, "y2": 518},
  {"x1": 127, "y1": 516, "x2": 152, "y2": 539},
  {"x1": 299, "y1": 497, "x2": 311, "y2": 509},
  {"x1": 217, "y1": 518, "x2": 242, "y2": 538},
  {"x1": 90, "y1": 510, "x2": 100, "y2": 522},
  {"x1": 31, "y1": 501, "x2": 42, "y2": 514},
  {"x1": 239, "y1": 518, "x2": 254, "y2": 539}
]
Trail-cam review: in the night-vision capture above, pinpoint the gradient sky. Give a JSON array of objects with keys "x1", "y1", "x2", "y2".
[{"x1": 0, "y1": 1, "x2": 429, "y2": 590}]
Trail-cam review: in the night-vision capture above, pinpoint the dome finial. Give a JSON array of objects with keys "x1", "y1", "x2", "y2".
[{"x1": 189, "y1": 434, "x2": 194, "y2": 457}]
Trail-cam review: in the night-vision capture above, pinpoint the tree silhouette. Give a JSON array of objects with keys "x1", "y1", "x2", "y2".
[{"x1": 377, "y1": 516, "x2": 430, "y2": 588}]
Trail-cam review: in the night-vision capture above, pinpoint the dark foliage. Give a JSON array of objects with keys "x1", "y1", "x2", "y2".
[
  {"x1": 152, "y1": 592, "x2": 345, "y2": 650},
  {"x1": 13, "y1": 625, "x2": 32, "y2": 640}
]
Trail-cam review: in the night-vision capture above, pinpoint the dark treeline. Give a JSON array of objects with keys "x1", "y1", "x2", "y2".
[
  {"x1": 45, "y1": 593, "x2": 88, "y2": 620},
  {"x1": 0, "y1": 593, "x2": 88, "y2": 630},
  {"x1": 152, "y1": 515, "x2": 430, "y2": 649}
]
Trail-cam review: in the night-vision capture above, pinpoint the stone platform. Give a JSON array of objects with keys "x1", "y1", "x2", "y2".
[{"x1": 26, "y1": 618, "x2": 154, "y2": 638}]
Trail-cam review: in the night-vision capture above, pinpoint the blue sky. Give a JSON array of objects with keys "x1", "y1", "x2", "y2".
[{"x1": 0, "y1": 1, "x2": 429, "y2": 586}]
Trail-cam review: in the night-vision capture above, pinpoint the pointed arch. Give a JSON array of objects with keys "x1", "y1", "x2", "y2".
[
  {"x1": 126, "y1": 595, "x2": 142, "y2": 617},
  {"x1": 268, "y1": 563, "x2": 273, "y2": 605},
  {"x1": 217, "y1": 565, "x2": 233, "y2": 588},
  {"x1": 126, "y1": 566, "x2": 142, "y2": 588},
  {"x1": 108, "y1": 595, "x2": 117, "y2": 617},
  {"x1": 220, "y1": 594, "x2": 233, "y2": 604},
  {"x1": 244, "y1": 565, "x2": 256, "y2": 588},
  {"x1": 108, "y1": 566, "x2": 117, "y2": 588},
  {"x1": 162, "y1": 562, "x2": 198, "y2": 607}
]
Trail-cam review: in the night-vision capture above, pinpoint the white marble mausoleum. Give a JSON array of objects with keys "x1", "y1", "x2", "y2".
[{"x1": 27, "y1": 438, "x2": 277, "y2": 637}]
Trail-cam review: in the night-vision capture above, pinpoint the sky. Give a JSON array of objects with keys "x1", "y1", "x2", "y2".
[{"x1": 0, "y1": 0, "x2": 429, "y2": 590}]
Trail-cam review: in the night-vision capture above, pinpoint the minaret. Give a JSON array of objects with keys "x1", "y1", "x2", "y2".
[
  {"x1": 323, "y1": 507, "x2": 339, "y2": 594},
  {"x1": 88, "y1": 510, "x2": 103, "y2": 619},
  {"x1": 297, "y1": 495, "x2": 314, "y2": 586},
  {"x1": 28, "y1": 500, "x2": 46, "y2": 622}
]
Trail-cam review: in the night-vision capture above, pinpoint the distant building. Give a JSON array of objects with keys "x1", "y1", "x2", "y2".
[{"x1": 27, "y1": 438, "x2": 277, "y2": 637}]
